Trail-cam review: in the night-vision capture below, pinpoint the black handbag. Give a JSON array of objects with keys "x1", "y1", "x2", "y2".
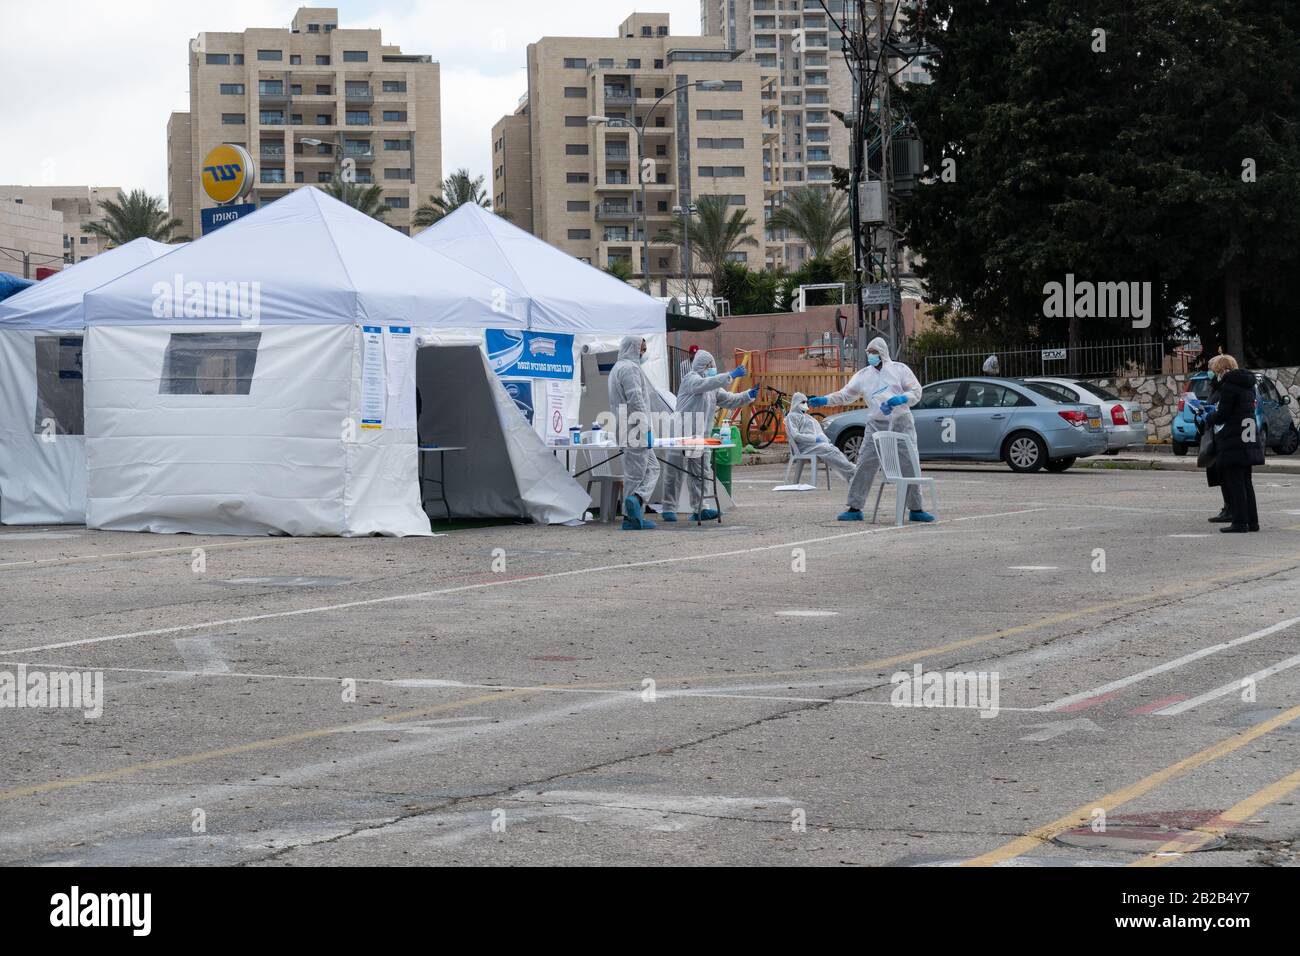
[{"x1": 1196, "y1": 426, "x2": 1217, "y2": 469}]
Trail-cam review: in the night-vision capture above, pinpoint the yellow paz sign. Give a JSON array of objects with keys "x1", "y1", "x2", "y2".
[{"x1": 200, "y1": 144, "x2": 255, "y2": 203}]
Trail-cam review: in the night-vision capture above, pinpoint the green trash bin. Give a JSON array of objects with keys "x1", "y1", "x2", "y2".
[{"x1": 712, "y1": 424, "x2": 740, "y2": 494}]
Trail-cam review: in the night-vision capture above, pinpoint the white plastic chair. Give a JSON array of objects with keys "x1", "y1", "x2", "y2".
[
  {"x1": 870, "y1": 431, "x2": 937, "y2": 526},
  {"x1": 784, "y1": 448, "x2": 832, "y2": 489}
]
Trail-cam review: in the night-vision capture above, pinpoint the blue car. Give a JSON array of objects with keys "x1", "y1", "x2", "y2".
[
  {"x1": 820, "y1": 377, "x2": 1107, "y2": 473},
  {"x1": 1171, "y1": 371, "x2": 1299, "y2": 456}
]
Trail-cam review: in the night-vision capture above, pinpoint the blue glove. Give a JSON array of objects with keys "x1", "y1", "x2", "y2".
[
  {"x1": 815, "y1": 435, "x2": 829, "y2": 444},
  {"x1": 808, "y1": 396, "x2": 828, "y2": 408},
  {"x1": 886, "y1": 394, "x2": 909, "y2": 408},
  {"x1": 746, "y1": 387, "x2": 759, "y2": 400},
  {"x1": 1202, "y1": 403, "x2": 1217, "y2": 414},
  {"x1": 730, "y1": 366, "x2": 746, "y2": 380},
  {"x1": 879, "y1": 402, "x2": 893, "y2": 416}
]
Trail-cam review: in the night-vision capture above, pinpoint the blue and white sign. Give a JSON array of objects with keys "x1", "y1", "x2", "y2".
[
  {"x1": 485, "y1": 329, "x2": 575, "y2": 380},
  {"x1": 200, "y1": 203, "x2": 256, "y2": 235},
  {"x1": 502, "y1": 379, "x2": 534, "y2": 424}
]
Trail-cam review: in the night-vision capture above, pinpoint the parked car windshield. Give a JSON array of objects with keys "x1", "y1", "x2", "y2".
[
  {"x1": 1188, "y1": 377, "x2": 1213, "y2": 399},
  {"x1": 1075, "y1": 381, "x2": 1119, "y2": 401}
]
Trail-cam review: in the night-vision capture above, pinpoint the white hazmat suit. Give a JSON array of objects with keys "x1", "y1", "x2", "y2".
[
  {"x1": 608, "y1": 335, "x2": 660, "y2": 526},
  {"x1": 784, "y1": 391, "x2": 856, "y2": 484}
]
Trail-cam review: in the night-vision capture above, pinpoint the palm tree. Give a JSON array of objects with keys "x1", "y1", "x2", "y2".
[
  {"x1": 653, "y1": 194, "x2": 759, "y2": 297},
  {"x1": 413, "y1": 169, "x2": 491, "y2": 227},
  {"x1": 82, "y1": 189, "x2": 186, "y2": 245},
  {"x1": 321, "y1": 180, "x2": 389, "y2": 221},
  {"x1": 767, "y1": 187, "x2": 850, "y2": 260},
  {"x1": 604, "y1": 258, "x2": 634, "y2": 283}
]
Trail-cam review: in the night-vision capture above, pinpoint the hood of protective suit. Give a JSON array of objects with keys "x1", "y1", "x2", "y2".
[
  {"x1": 691, "y1": 349, "x2": 716, "y2": 374},
  {"x1": 867, "y1": 336, "x2": 890, "y2": 363},
  {"x1": 792, "y1": 391, "x2": 809, "y2": 411},
  {"x1": 617, "y1": 335, "x2": 644, "y2": 363}
]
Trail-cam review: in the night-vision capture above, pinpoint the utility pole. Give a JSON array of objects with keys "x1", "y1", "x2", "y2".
[{"x1": 874, "y1": 0, "x2": 902, "y2": 361}]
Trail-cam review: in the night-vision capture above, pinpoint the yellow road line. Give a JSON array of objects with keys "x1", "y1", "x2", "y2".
[
  {"x1": 0, "y1": 688, "x2": 532, "y2": 802},
  {"x1": 1129, "y1": 764, "x2": 1300, "y2": 866},
  {"x1": 961, "y1": 702, "x2": 1300, "y2": 866}
]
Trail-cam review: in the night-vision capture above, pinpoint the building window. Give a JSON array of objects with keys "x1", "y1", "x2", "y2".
[
  {"x1": 697, "y1": 109, "x2": 743, "y2": 120},
  {"x1": 567, "y1": 229, "x2": 591, "y2": 240},
  {"x1": 290, "y1": 114, "x2": 303, "y2": 125},
  {"x1": 382, "y1": 110, "x2": 407, "y2": 122},
  {"x1": 653, "y1": 59, "x2": 664, "y2": 69},
  {"x1": 307, "y1": 23, "x2": 320, "y2": 32},
  {"x1": 384, "y1": 168, "x2": 412, "y2": 180},
  {"x1": 222, "y1": 113, "x2": 247, "y2": 124},
  {"x1": 259, "y1": 80, "x2": 284, "y2": 94},
  {"x1": 316, "y1": 84, "x2": 331, "y2": 95},
  {"x1": 317, "y1": 171, "x2": 332, "y2": 183},
  {"x1": 219, "y1": 83, "x2": 245, "y2": 95},
  {"x1": 234, "y1": 54, "x2": 244, "y2": 64},
  {"x1": 382, "y1": 80, "x2": 407, "y2": 92},
  {"x1": 567, "y1": 200, "x2": 590, "y2": 211},
  {"x1": 565, "y1": 144, "x2": 588, "y2": 155},
  {"x1": 205, "y1": 53, "x2": 230, "y2": 65},
  {"x1": 657, "y1": 200, "x2": 668, "y2": 211},
  {"x1": 563, "y1": 58, "x2": 587, "y2": 68},
  {"x1": 386, "y1": 196, "x2": 410, "y2": 208},
  {"x1": 257, "y1": 49, "x2": 282, "y2": 61},
  {"x1": 314, "y1": 114, "x2": 330, "y2": 125},
  {"x1": 566, "y1": 172, "x2": 589, "y2": 183},
  {"x1": 79, "y1": 236, "x2": 89, "y2": 244},
  {"x1": 160, "y1": 332, "x2": 261, "y2": 396},
  {"x1": 316, "y1": 54, "x2": 330, "y2": 65},
  {"x1": 33, "y1": 336, "x2": 84, "y2": 436},
  {"x1": 343, "y1": 50, "x2": 368, "y2": 62},
  {"x1": 697, "y1": 166, "x2": 744, "y2": 177},
  {"x1": 383, "y1": 139, "x2": 411, "y2": 150},
  {"x1": 290, "y1": 84, "x2": 302, "y2": 95},
  {"x1": 346, "y1": 111, "x2": 371, "y2": 125},
  {"x1": 719, "y1": 80, "x2": 743, "y2": 91},
  {"x1": 261, "y1": 169, "x2": 286, "y2": 183},
  {"x1": 627, "y1": 58, "x2": 641, "y2": 68},
  {"x1": 641, "y1": 26, "x2": 651, "y2": 36},
  {"x1": 258, "y1": 111, "x2": 283, "y2": 124},
  {"x1": 726, "y1": 251, "x2": 748, "y2": 263},
  {"x1": 563, "y1": 87, "x2": 586, "y2": 98},
  {"x1": 697, "y1": 137, "x2": 744, "y2": 149},
  {"x1": 290, "y1": 54, "x2": 301, "y2": 65},
  {"x1": 564, "y1": 115, "x2": 586, "y2": 127}
]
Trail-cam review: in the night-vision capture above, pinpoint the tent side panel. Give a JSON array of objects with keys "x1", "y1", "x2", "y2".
[
  {"x1": 84, "y1": 324, "x2": 352, "y2": 536},
  {"x1": 0, "y1": 330, "x2": 87, "y2": 524}
]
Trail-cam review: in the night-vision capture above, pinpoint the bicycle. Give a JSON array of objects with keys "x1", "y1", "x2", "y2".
[{"x1": 737, "y1": 386, "x2": 825, "y2": 449}]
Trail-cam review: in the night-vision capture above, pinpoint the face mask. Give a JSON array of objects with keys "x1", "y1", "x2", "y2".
[
  {"x1": 704, "y1": 368, "x2": 716, "y2": 377},
  {"x1": 867, "y1": 354, "x2": 882, "y2": 367},
  {"x1": 795, "y1": 402, "x2": 808, "y2": 413}
]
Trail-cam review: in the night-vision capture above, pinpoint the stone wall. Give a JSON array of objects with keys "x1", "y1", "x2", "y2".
[{"x1": 1094, "y1": 366, "x2": 1300, "y2": 443}]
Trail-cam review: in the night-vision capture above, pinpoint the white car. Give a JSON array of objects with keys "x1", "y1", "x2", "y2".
[{"x1": 1025, "y1": 378, "x2": 1149, "y2": 452}]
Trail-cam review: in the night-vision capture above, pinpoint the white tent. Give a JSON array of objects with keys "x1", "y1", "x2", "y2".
[
  {"x1": 0, "y1": 238, "x2": 179, "y2": 524},
  {"x1": 80, "y1": 186, "x2": 541, "y2": 537}
]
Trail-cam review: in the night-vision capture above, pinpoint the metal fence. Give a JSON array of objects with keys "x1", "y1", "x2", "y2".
[{"x1": 915, "y1": 339, "x2": 1194, "y2": 385}]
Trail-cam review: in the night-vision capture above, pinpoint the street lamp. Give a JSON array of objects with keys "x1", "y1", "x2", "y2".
[
  {"x1": 300, "y1": 135, "x2": 346, "y2": 184},
  {"x1": 588, "y1": 78, "x2": 724, "y2": 293},
  {"x1": 671, "y1": 201, "x2": 697, "y2": 315}
]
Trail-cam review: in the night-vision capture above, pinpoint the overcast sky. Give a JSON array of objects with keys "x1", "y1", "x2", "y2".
[{"x1": 0, "y1": 0, "x2": 703, "y2": 197}]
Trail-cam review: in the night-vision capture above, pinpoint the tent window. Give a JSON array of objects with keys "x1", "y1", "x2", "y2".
[
  {"x1": 160, "y1": 332, "x2": 262, "y2": 395},
  {"x1": 34, "y1": 336, "x2": 84, "y2": 435}
]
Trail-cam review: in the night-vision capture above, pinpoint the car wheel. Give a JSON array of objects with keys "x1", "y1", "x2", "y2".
[
  {"x1": 1171, "y1": 440, "x2": 1189, "y2": 457},
  {"x1": 1004, "y1": 432, "x2": 1046, "y2": 473},
  {"x1": 837, "y1": 428, "x2": 864, "y2": 464},
  {"x1": 1103, "y1": 449, "x2": 1119, "y2": 456},
  {"x1": 1279, "y1": 426, "x2": 1300, "y2": 456},
  {"x1": 1045, "y1": 456, "x2": 1076, "y2": 473}
]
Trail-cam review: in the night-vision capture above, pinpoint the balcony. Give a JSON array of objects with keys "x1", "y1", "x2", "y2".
[
  {"x1": 344, "y1": 86, "x2": 374, "y2": 105},
  {"x1": 594, "y1": 203, "x2": 637, "y2": 222},
  {"x1": 258, "y1": 84, "x2": 290, "y2": 106},
  {"x1": 605, "y1": 147, "x2": 630, "y2": 162},
  {"x1": 603, "y1": 87, "x2": 634, "y2": 106},
  {"x1": 259, "y1": 144, "x2": 286, "y2": 160}
]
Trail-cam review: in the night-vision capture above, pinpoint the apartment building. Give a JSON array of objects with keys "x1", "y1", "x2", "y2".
[
  {"x1": 492, "y1": 13, "x2": 769, "y2": 298},
  {"x1": 0, "y1": 185, "x2": 123, "y2": 268},
  {"x1": 168, "y1": 7, "x2": 440, "y2": 238}
]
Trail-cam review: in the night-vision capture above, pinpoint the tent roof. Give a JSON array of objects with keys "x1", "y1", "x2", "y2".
[
  {"x1": 83, "y1": 187, "x2": 520, "y2": 328},
  {"x1": 0, "y1": 238, "x2": 178, "y2": 331},
  {"x1": 414, "y1": 203, "x2": 665, "y2": 336}
]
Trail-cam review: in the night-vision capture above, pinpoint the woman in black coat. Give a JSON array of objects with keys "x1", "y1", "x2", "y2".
[
  {"x1": 1205, "y1": 355, "x2": 1263, "y2": 533},
  {"x1": 1202, "y1": 374, "x2": 1233, "y2": 523}
]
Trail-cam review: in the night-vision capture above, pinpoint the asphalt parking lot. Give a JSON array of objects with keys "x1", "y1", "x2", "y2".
[{"x1": 2, "y1": 462, "x2": 1299, "y2": 866}]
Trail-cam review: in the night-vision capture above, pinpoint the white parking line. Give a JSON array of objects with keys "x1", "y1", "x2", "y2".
[
  {"x1": 0, "y1": 537, "x2": 296, "y2": 571},
  {"x1": 1033, "y1": 615, "x2": 1300, "y2": 713},
  {"x1": 1, "y1": 508, "x2": 1042, "y2": 656},
  {"x1": 1152, "y1": 652, "x2": 1300, "y2": 716}
]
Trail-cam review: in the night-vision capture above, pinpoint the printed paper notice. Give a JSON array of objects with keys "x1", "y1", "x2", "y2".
[
  {"x1": 546, "y1": 379, "x2": 567, "y2": 443},
  {"x1": 384, "y1": 326, "x2": 416, "y2": 430},
  {"x1": 360, "y1": 325, "x2": 385, "y2": 429}
]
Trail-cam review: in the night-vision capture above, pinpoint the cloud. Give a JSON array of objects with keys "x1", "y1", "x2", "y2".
[{"x1": 0, "y1": 0, "x2": 702, "y2": 197}]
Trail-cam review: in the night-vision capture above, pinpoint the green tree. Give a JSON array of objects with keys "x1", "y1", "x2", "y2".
[
  {"x1": 654, "y1": 195, "x2": 759, "y2": 297},
  {"x1": 413, "y1": 169, "x2": 491, "y2": 227},
  {"x1": 767, "y1": 187, "x2": 851, "y2": 260},
  {"x1": 714, "y1": 262, "x2": 784, "y2": 315},
  {"x1": 604, "y1": 258, "x2": 634, "y2": 283},
  {"x1": 321, "y1": 180, "x2": 389, "y2": 221},
  {"x1": 82, "y1": 189, "x2": 185, "y2": 244}
]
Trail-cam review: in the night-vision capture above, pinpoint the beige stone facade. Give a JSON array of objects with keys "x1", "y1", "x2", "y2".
[
  {"x1": 0, "y1": 199, "x2": 65, "y2": 279},
  {"x1": 492, "y1": 13, "x2": 770, "y2": 297},
  {"x1": 0, "y1": 185, "x2": 124, "y2": 271},
  {"x1": 169, "y1": 6, "x2": 441, "y2": 237}
]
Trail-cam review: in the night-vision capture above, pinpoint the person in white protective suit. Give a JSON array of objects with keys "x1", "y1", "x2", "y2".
[
  {"x1": 783, "y1": 391, "x2": 856, "y2": 485},
  {"x1": 807, "y1": 336, "x2": 936, "y2": 522},
  {"x1": 982, "y1": 354, "x2": 1000, "y2": 376},
  {"x1": 661, "y1": 349, "x2": 758, "y2": 522},
  {"x1": 608, "y1": 335, "x2": 660, "y2": 530}
]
